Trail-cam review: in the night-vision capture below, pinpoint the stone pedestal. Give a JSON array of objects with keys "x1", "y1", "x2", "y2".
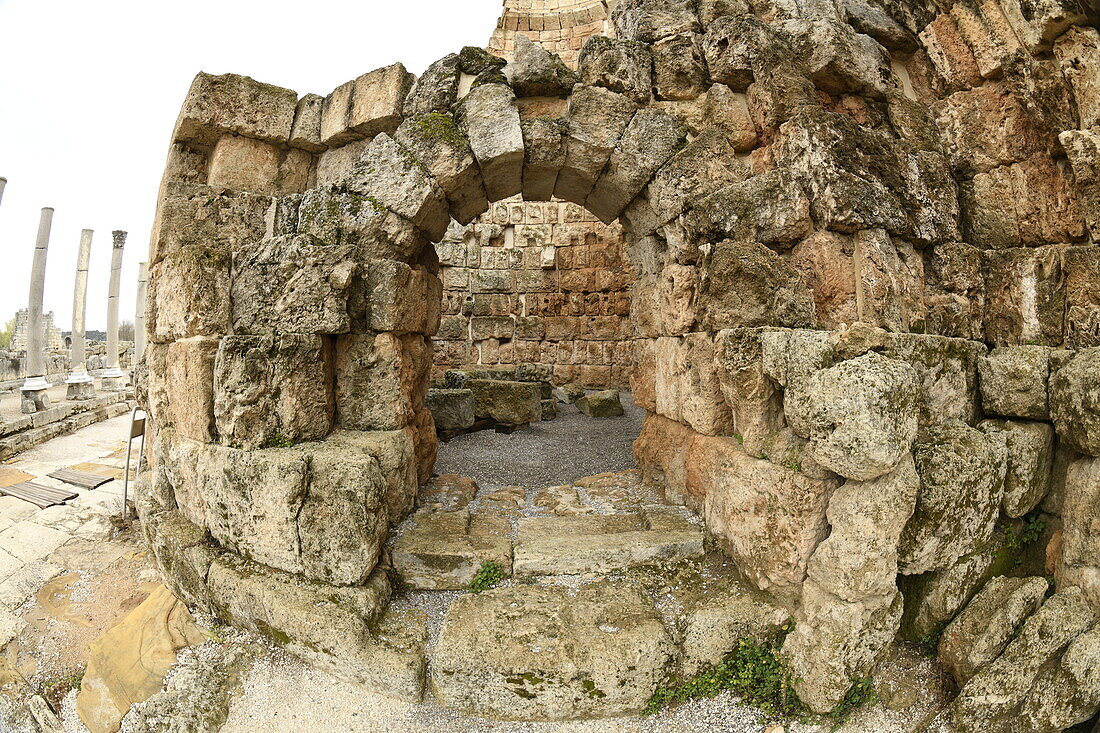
[
  {"x1": 21, "y1": 376, "x2": 51, "y2": 414},
  {"x1": 66, "y1": 377, "x2": 96, "y2": 400},
  {"x1": 100, "y1": 370, "x2": 126, "y2": 392}
]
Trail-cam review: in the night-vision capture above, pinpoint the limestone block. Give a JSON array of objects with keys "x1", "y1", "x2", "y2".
[
  {"x1": 140, "y1": 509, "x2": 218, "y2": 611},
  {"x1": 320, "y1": 63, "x2": 415, "y2": 146},
  {"x1": 634, "y1": 413, "x2": 696, "y2": 504},
  {"x1": 654, "y1": 334, "x2": 731, "y2": 434},
  {"x1": 778, "y1": 18, "x2": 893, "y2": 99},
  {"x1": 684, "y1": 170, "x2": 811, "y2": 248},
  {"x1": 554, "y1": 85, "x2": 638, "y2": 205},
  {"x1": 611, "y1": 0, "x2": 699, "y2": 42},
  {"x1": 939, "y1": 576, "x2": 1050, "y2": 686},
  {"x1": 698, "y1": 439, "x2": 840, "y2": 600},
  {"x1": 679, "y1": 577, "x2": 789, "y2": 678},
  {"x1": 951, "y1": 588, "x2": 1095, "y2": 731},
  {"x1": 148, "y1": 243, "x2": 231, "y2": 342},
  {"x1": 506, "y1": 35, "x2": 579, "y2": 98},
  {"x1": 359, "y1": 259, "x2": 441, "y2": 335},
  {"x1": 1055, "y1": 26, "x2": 1100, "y2": 129},
  {"x1": 695, "y1": 240, "x2": 816, "y2": 332},
  {"x1": 1020, "y1": 620, "x2": 1100, "y2": 732},
  {"x1": 652, "y1": 33, "x2": 708, "y2": 101},
  {"x1": 158, "y1": 429, "x2": 417, "y2": 585},
  {"x1": 714, "y1": 328, "x2": 785, "y2": 457},
  {"x1": 807, "y1": 455, "x2": 919, "y2": 603},
  {"x1": 174, "y1": 72, "x2": 297, "y2": 148},
  {"x1": 578, "y1": 36, "x2": 652, "y2": 105},
  {"x1": 924, "y1": 240, "x2": 986, "y2": 341},
  {"x1": 982, "y1": 245, "x2": 1067, "y2": 346},
  {"x1": 392, "y1": 509, "x2": 512, "y2": 590},
  {"x1": 805, "y1": 352, "x2": 920, "y2": 481},
  {"x1": 587, "y1": 108, "x2": 686, "y2": 223},
  {"x1": 394, "y1": 113, "x2": 488, "y2": 225},
  {"x1": 314, "y1": 138, "x2": 370, "y2": 186},
  {"x1": 1050, "y1": 348, "x2": 1100, "y2": 456},
  {"x1": 899, "y1": 422, "x2": 1008, "y2": 575},
  {"x1": 206, "y1": 554, "x2": 425, "y2": 700},
  {"x1": 289, "y1": 93, "x2": 325, "y2": 152},
  {"x1": 403, "y1": 54, "x2": 460, "y2": 118},
  {"x1": 207, "y1": 135, "x2": 281, "y2": 194},
  {"x1": 1000, "y1": 0, "x2": 1090, "y2": 53},
  {"x1": 296, "y1": 185, "x2": 427, "y2": 262},
  {"x1": 347, "y1": 133, "x2": 450, "y2": 242},
  {"x1": 842, "y1": 0, "x2": 918, "y2": 53},
  {"x1": 762, "y1": 328, "x2": 835, "y2": 438},
  {"x1": 144, "y1": 340, "x2": 217, "y2": 445},
  {"x1": 426, "y1": 388, "x2": 475, "y2": 431},
  {"x1": 919, "y1": 13, "x2": 983, "y2": 93},
  {"x1": 432, "y1": 582, "x2": 675, "y2": 719},
  {"x1": 213, "y1": 335, "x2": 333, "y2": 450},
  {"x1": 576, "y1": 388, "x2": 624, "y2": 418},
  {"x1": 647, "y1": 126, "x2": 751, "y2": 227},
  {"x1": 334, "y1": 333, "x2": 430, "y2": 431},
  {"x1": 1064, "y1": 245, "x2": 1100, "y2": 348},
  {"x1": 521, "y1": 117, "x2": 566, "y2": 202},
  {"x1": 978, "y1": 345, "x2": 1052, "y2": 420},
  {"x1": 898, "y1": 537, "x2": 1003, "y2": 643},
  {"x1": 962, "y1": 155, "x2": 1086, "y2": 249},
  {"x1": 885, "y1": 332, "x2": 985, "y2": 428},
  {"x1": 934, "y1": 82, "x2": 1052, "y2": 177},
  {"x1": 948, "y1": 0, "x2": 1024, "y2": 80},
  {"x1": 1060, "y1": 455, "x2": 1100, "y2": 606},
  {"x1": 979, "y1": 419, "x2": 1054, "y2": 517},
  {"x1": 466, "y1": 379, "x2": 541, "y2": 424},
  {"x1": 232, "y1": 234, "x2": 357, "y2": 335},
  {"x1": 149, "y1": 182, "x2": 270, "y2": 266},
  {"x1": 456, "y1": 83, "x2": 524, "y2": 202}
]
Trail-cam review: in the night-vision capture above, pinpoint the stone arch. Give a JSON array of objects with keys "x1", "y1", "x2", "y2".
[{"x1": 139, "y1": 0, "x2": 1100, "y2": 720}]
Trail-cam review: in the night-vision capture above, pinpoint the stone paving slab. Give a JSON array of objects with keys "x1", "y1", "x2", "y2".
[{"x1": 0, "y1": 521, "x2": 71, "y2": 563}]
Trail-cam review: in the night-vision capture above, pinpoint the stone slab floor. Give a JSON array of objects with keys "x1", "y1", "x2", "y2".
[{"x1": 0, "y1": 403, "x2": 959, "y2": 732}]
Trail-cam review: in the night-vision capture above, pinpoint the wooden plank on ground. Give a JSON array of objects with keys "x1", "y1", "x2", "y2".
[
  {"x1": 48, "y1": 469, "x2": 114, "y2": 489},
  {"x1": 0, "y1": 481, "x2": 78, "y2": 509}
]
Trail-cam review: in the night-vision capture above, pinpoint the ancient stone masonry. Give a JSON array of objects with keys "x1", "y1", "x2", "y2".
[
  {"x1": 11, "y1": 309, "x2": 64, "y2": 353},
  {"x1": 140, "y1": 0, "x2": 1100, "y2": 728}
]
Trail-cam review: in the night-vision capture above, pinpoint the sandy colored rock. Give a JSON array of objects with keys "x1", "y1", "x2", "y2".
[
  {"x1": 76, "y1": 585, "x2": 207, "y2": 733},
  {"x1": 392, "y1": 509, "x2": 512, "y2": 590},
  {"x1": 466, "y1": 378, "x2": 541, "y2": 425},
  {"x1": 432, "y1": 582, "x2": 675, "y2": 719},
  {"x1": 576, "y1": 389, "x2": 624, "y2": 418},
  {"x1": 978, "y1": 346, "x2": 1052, "y2": 420},
  {"x1": 1050, "y1": 347, "x2": 1100, "y2": 456},
  {"x1": 978, "y1": 419, "x2": 1054, "y2": 518}
]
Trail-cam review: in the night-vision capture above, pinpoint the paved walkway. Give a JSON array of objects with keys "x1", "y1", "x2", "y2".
[{"x1": 0, "y1": 414, "x2": 134, "y2": 648}]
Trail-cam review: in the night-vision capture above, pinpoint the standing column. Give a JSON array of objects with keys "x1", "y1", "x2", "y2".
[
  {"x1": 66, "y1": 229, "x2": 95, "y2": 400},
  {"x1": 21, "y1": 207, "x2": 54, "y2": 413},
  {"x1": 134, "y1": 261, "x2": 148, "y2": 366},
  {"x1": 100, "y1": 230, "x2": 127, "y2": 391}
]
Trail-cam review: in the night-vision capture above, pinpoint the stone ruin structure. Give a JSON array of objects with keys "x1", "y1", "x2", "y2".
[
  {"x1": 10, "y1": 309, "x2": 64, "y2": 353},
  {"x1": 137, "y1": 0, "x2": 1100, "y2": 729}
]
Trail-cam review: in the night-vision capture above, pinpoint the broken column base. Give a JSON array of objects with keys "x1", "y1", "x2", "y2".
[
  {"x1": 20, "y1": 376, "x2": 50, "y2": 414},
  {"x1": 99, "y1": 368, "x2": 126, "y2": 392},
  {"x1": 66, "y1": 373, "x2": 96, "y2": 400}
]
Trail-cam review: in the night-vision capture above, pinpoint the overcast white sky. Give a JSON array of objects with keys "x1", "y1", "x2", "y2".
[{"x1": 0, "y1": 0, "x2": 502, "y2": 333}]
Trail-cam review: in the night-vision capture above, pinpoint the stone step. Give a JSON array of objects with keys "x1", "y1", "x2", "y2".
[
  {"x1": 513, "y1": 509, "x2": 705, "y2": 577},
  {"x1": 432, "y1": 581, "x2": 674, "y2": 720},
  {"x1": 391, "y1": 509, "x2": 512, "y2": 590}
]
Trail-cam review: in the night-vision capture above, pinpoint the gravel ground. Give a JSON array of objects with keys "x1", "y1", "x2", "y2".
[{"x1": 433, "y1": 392, "x2": 645, "y2": 490}]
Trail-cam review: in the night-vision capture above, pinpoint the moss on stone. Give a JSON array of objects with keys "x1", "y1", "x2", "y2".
[{"x1": 413, "y1": 112, "x2": 469, "y2": 151}]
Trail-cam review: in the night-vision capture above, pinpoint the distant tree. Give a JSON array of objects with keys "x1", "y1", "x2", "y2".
[
  {"x1": 0, "y1": 319, "x2": 13, "y2": 350},
  {"x1": 118, "y1": 320, "x2": 135, "y2": 341}
]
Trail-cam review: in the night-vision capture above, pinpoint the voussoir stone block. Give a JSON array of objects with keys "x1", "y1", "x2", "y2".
[
  {"x1": 899, "y1": 421, "x2": 1008, "y2": 575},
  {"x1": 978, "y1": 345, "x2": 1052, "y2": 420},
  {"x1": 347, "y1": 133, "x2": 450, "y2": 242},
  {"x1": 432, "y1": 582, "x2": 675, "y2": 720},
  {"x1": 456, "y1": 83, "x2": 525, "y2": 202},
  {"x1": 334, "y1": 333, "x2": 430, "y2": 432},
  {"x1": 296, "y1": 185, "x2": 427, "y2": 263},
  {"x1": 213, "y1": 334, "x2": 334, "y2": 450},
  {"x1": 320, "y1": 63, "x2": 415, "y2": 147},
  {"x1": 506, "y1": 34, "x2": 579, "y2": 98},
  {"x1": 554, "y1": 85, "x2": 638, "y2": 205},
  {"x1": 520, "y1": 117, "x2": 566, "y2": 202},
  {"x1": 394, "y1": 113, "x2": 488, "y2": 226},
  {"x1": 232, "y1": 233, "x2": 358, "y2": 335},
  {"x1": 403, "y1": 54, "x2": 460, "y2": 118},
  {"x1": 1050, "y1": 347, "x2": 1100, "y2": 456},
  {"x1": 174, "y1": 72, "x2": 297, "y2": 148},
  {"x1": 805, "y1": 351, "x2": 920, "y2": 481}
]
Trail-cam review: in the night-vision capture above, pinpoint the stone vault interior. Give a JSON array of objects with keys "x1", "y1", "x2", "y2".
[{"x1": 136, "y1": 0, "x2": 1100, "y2": 729}]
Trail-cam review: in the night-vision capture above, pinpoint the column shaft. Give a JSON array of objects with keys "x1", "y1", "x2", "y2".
[
  {"x1": 101, "y1": 230, "x2": 127, "y2": 389},
  {"x1": 21, "y1": 207, "x2": 54, "y2": 412},
  {"x1": 134, "y1": 261, "x2": 149, "y2": 363},
  {"x1": 66, "y1": 229, "x2": 95, "y2": 399}
]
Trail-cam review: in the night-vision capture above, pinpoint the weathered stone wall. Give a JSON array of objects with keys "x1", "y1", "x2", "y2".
[
  {"x1": 138, "y1": 0, "x2": 1100, "y2": 721},
  {"x1": 11, "y1": 308, "x2": 64, "y2": 352},
  {"x1": 434, "y1": 199, "x2": 633, "y2": 388},
  {"x1": 488, "y1": 0, "x2": 612, "y2": 68}
]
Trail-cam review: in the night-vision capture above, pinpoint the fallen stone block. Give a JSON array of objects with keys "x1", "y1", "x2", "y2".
[
  {"x1": 576, "y1": 389, "x2": 624, "y2": 417},
  {"x1": 426, "y1": 388, "x2": 476, "y2": 431},
  {"x1": 466, "y1": 379, "x2": 541, "y2": 425}
]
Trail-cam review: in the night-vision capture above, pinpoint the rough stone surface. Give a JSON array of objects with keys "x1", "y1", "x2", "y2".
[
  {"x1": 432, "y1": 582, "x2": 675, "y2": 720},
  {"x1": 576, "y1": 389, "x2": 624, "y2": 417},
  {"x1": 899, "y1": 422, "x2": 1008, "y2": 575},
  {"x1": 391, "y1": 509, "x2": 512, "y2": 590},
  {"x1": 978, "y1": 346, "x2": 1052, "y2": 420},
  {"x1": 456, "y1": 83, "x2": 524, "y2": 201},
  {"x1": 979, "y1": 419, "x2": 1054, "y2": 518},
  {"x1": 466, "y1": 378, "x2": 541, "y2": 425},
  {"x1": 1060, "y1": 455, "x2": 1100, "y2": 608},
  {"x1": 426, "y1": 388, "x2": 476, "y2": 431},
  {"x1": 1050, "y1": 348, "x2": 1100, "y2": 456}
]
